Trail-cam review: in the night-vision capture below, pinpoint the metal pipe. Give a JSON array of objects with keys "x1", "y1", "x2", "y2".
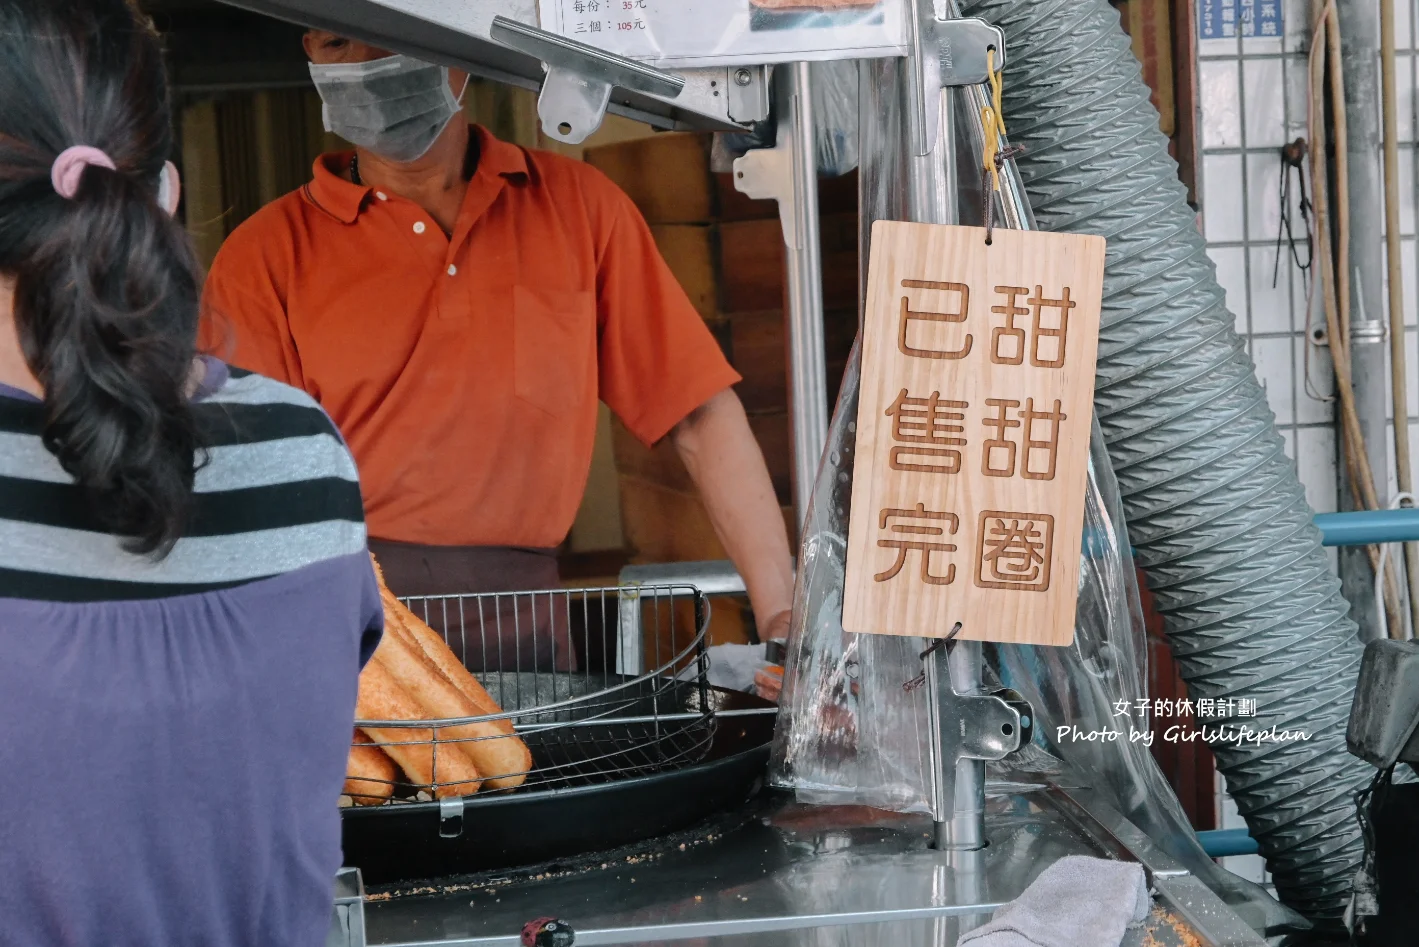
[
  {"x1": 906, "y1": 87, "x2": 957, "y2": 223},
  {"x1": 899, "y1": 14, "x2": 980, "y2": 848},
  {"x1": 1315, "y1": 509, "x2": 1419, "y2": 546},
  {"x1": 1197, "y1": 828, "x2": 1262, "y2": 858},
  {"x1": 947, "y1": 844, "x2": 991, "y2": 939},
  {"x1": 923, "y1": 646, "x2": 950, "y2": 828},
  {"x1": 938, "y1": 641, "x2": 985, "y2": 851},
  {"x1": 1379, "y1": 0, "x2": 1419, "y2": 638},
  {"x1": 782, "y1": 63, "x2": 829, "y2": 530},
  {"x1": 1337, "y1": 0, "x2": 1394, "y2": 639}
]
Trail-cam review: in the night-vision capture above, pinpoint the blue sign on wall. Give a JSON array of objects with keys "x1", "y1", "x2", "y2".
[{"x1": 1199, "y1": 0, "x2": 1282, "y2": 39}]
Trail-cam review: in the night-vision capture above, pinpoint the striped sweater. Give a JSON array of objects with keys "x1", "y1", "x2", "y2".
[
  {"x1": 0, "y1": 359, "x2": 369, "y2": 599},
  {"x1": 0, "y1": 358, "x2": 383, "y2": 947}
]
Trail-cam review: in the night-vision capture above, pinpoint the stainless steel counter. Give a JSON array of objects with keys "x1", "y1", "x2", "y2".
[{"x1": 358, "y1": 784, "x2": 1268, "y2": 947}]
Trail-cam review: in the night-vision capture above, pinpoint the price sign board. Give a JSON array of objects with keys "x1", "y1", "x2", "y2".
[
  {"x1": 841, "y1": 222, "x2": 1106, "y2": 646},
  {"x1": 536, "y1": 0, "x2": 907, "y2": 69}
]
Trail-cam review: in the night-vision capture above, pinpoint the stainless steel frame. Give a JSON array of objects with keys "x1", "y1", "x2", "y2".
[
  {"x1": 211, "y1": 2, "x2": 1275, "y2": 943},
  {"x1": 730, "y1": 66, "x2": 828, "y2": 529},
  {"x1": 781, "y1": 63, "x2": 829, "y2": 528},
  {"x1": 214, "y1": 0, "x2": 749, "y2": 135},
  {"x1": 326, "y1": 868, "x2": 367, "y2": 947},
  {"x1": 615, "y1": 562, "x2": 746, "y2": 675},
  {"x1": 354, "y1": 781, "x2": 1267, "y2": 947}
]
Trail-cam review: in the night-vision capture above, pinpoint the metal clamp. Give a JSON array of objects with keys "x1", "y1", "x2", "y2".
[
  {"x1": 727, "y1": 65, "x2": 771, "y2": 124},
  {"x1": 910, "y1": 5, "x2": 1006, "y2": 155},
  {"x1": 938, "y1": 682, "x2": 1031, "y2": 763},
  {"x1": 731, "y1": 66, "x2": 818, "y2": 251},
  {"x1": 732, "y1": 135, "x2": 797, "y2": 245},
  {"x1": 488, "y1": 16, "x2": 685, "y2": 145},
  {"x1": 439, "y1": 796, "x2": 466, "y2": 839},
  {"x1": 926, "y1": 641, "x2": 1032, "y2": 850},
  {"x1": 325, "y1": 867, "x2": 367, "y2": 947}
]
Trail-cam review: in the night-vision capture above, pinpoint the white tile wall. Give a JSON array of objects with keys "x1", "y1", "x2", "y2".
[
  {"x1": 1201, "y1": 60, "x2": 1243, "y2": 148},
  {"x1": 1248, "y1": 245, "x2": 1298, "y2": 334},
  {"x1": 1283, "y1": 54, "x2": 1309, "y2": 137},
  {"x1": 1380, "y1": 419, "x2": 1419, "y2": 501},
  {"x1": 1402, "y1": 239, "x2": 1418, "y2": 327},
  {"x1": 1196, "y1": 0, "x2": 1419, "y2": 522},
  {"x1": 1283, "y1": 0, "x2": 1309, "y2": 54},
  {"x1": 1243, "y1": 58, "x2": 1287, "y2": 149},
  {"x1": 1244, "y1": 151, "x2": 1284, "y2": 244},
  {"x1": 1211, "y1": 246, "x2": 1249, "y2": 331},
  {"x1": 1203, "y1": 154, "x2": 1247, "y2": 242},
  {"x1": 1399, "y1": 64, "x2": 1415, "y2": 144},
  {"x1": 1253, "y1": 336, "x2": 1296, "y2": 423},
  {"x1": 1191, "y1": 0, "x2": 1419, "y2": 857},
  {"x1": 1407, "y1": 328, "x2": 1419, "y2": 419},
  {"x1": 1400, "y1": 148, "x2": 1416, "y2": 238},
  {"x1": 1294, "y1": 336, "x2": 1335, "y2": 424},
  {"x1": 1296, "y1": 426, "x2": 1339, "y2": 512}
]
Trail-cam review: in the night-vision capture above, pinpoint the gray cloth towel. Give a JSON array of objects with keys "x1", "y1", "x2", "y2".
[{"x1": 958, "y1": 855, "x2": 1150, "y2": 947}]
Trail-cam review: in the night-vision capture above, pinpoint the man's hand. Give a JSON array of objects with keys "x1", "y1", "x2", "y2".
[
  {"x1": 671, "y1": 388, "x2": 796, "y2": 645},
  {"x1": 761, "y1": 607, "x2": 792, "y2": 643},
  {"x1": 755, "y1": 607, "x2": 791, "y2": 703}
]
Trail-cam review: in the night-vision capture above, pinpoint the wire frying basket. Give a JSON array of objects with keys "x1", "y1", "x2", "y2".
[{"x1": 351, "y1": 584, "x2": 714, "y2": 802}]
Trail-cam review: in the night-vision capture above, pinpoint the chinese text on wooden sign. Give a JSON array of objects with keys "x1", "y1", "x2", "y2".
[{"x1": 841, "y1": 222, "x2": 1106, "y2": 647}]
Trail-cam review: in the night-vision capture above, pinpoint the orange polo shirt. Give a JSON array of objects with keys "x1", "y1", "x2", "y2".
[{"x1": 200, "y1": 125, "x2": 740, "y2": 548}]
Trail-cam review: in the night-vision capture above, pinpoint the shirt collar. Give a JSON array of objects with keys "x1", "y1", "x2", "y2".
[
  {"x1": 302, "y1": 125, "x2": 529, "y2": 225},
  {"x1": 471, "y1": 124, "x2": 530, "y2": 181}
]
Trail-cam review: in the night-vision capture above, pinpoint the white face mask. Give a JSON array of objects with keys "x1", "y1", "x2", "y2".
[{"x1": 308, "y1": 54, "x2": 466, "y2": 163}]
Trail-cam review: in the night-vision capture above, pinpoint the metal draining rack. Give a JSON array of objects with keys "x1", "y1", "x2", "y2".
[{"x1": 354, "y1": 583, "x2": 716, "y2": 798}]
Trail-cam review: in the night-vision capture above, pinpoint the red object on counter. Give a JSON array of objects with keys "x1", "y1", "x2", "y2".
[{"x1": 755, "y1": 664, "x2": 783, "y2": 704}]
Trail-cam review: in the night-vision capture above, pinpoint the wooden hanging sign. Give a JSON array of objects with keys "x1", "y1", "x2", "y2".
[{"x1": 841, "y1": 221, "x2": 1106, "y2": 646}]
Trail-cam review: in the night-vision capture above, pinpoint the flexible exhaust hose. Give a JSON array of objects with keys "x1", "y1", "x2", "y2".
[{"x1": 960, "y1": 0, "x2": 1368, "y2": 925}]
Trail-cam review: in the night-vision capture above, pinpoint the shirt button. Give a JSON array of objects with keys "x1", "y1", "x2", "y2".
[
  {"x1": 447, "y1": 264, "x2": 458, "y2": 276},
  {"x1": 412, "y1": 221, "x2": 426, "y2": 234},
  {"x1": 375, "y1": 191, "x2": 388, "y2": 201}
]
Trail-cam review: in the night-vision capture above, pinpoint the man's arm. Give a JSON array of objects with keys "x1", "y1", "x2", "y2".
[
  {"x1": 671, "y1": 387, "x2": 795, "y2": 641},
  {"x1": 584, "y1": 170, "x2": 793, "y2": 636}
]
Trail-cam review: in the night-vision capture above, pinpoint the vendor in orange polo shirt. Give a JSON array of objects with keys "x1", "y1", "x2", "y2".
[{"x1": 199, "y1": 32, "x2": 794, "y2": 671}]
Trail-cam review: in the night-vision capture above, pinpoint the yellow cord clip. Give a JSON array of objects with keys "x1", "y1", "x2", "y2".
[{"x1": 981, "y1": 47, "x2": 1007, "y2": 193}]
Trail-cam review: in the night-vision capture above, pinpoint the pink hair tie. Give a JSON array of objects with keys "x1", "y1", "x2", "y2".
[{"x1": 51, "y1": 145, "x2": 116, "y2": 199}]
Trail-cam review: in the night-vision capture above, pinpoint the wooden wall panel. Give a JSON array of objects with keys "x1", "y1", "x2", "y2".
[
  {"x1": 586, "y1": 134, "x2": 715, "y2": 224},
  {"x1": 589, "y1": 132, "x2": 861, "y2": 643}
]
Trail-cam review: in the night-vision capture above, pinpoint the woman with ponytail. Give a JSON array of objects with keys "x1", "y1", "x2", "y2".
[{"x1": 0, "y1": 2, "x2": 382, "y2": 944}]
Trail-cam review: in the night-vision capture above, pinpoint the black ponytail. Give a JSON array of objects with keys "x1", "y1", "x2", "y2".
[{"x1": 0, "y1": 0, "x2": 204, "y2": 556}]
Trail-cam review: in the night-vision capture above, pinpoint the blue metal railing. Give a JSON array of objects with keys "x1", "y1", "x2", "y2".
[
  {"x1": 1314, "y1": 508, "x2": 1419, "y2": 547},
  {"x1": 1197, "y1": 828, "x2": 1260, "y2": 858}
]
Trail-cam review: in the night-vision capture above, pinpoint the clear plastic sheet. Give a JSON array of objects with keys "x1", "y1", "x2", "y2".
[
  {"x1": 767, "y1": 341, "x2": 1146, "y2": 815},
  {"x1": 769, "y1": 59, "x2": 1307, "y2": 936},
  {"x1": 811, "y1": 60, "x2": 859, "y2": 177}
]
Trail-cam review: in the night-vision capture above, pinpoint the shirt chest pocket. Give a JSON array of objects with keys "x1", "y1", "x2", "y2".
[{"x1": 513, "y1": 285, "x2": 596, "y2": 418}]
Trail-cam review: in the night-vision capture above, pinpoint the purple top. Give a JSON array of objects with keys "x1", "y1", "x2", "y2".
[{"x1": 0, "y1": 363, "x2": 382, "y2": 947}]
